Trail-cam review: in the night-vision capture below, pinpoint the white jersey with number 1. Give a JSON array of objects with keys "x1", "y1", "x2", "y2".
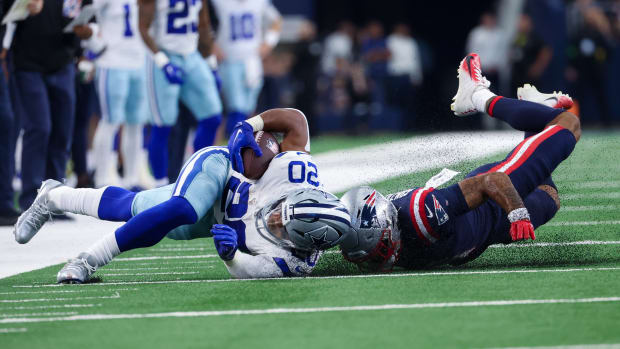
[
  {"x1": 211, "y1": 0, "x2": 279, "y2": 61},
  {"x1": 92, "y1": 0, "x2": 146, "y2": 69},
  {"x1": 215, "y1": 151, "x2": 323, "y2": 278},
  {"x1": 152, "y1": 0, "x2": 202, "y2": 55}
]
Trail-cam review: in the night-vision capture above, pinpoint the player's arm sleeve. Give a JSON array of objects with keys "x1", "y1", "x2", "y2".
[{"x1": 224, "y1": 251, "x2": 318, "y2": 279}]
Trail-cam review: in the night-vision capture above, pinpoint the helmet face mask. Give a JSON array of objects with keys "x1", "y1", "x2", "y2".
[
  {"x1": 256, "y1": 189, "x2": 351, "y2": 251},
  {"x1": 340, "y1": 186, "x2": 402, "y2": 272}
]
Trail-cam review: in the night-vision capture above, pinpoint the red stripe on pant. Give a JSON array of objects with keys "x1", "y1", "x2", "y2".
[{"x1": 486, "y1": 125, "x2": 564, "y2": 175}]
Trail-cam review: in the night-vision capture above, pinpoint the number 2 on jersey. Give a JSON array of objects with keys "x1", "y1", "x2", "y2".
[
  {"x1": 288, "y1": 161, "x2": 319, "y2": 187},
  {"x1": 123, "y1": 4, "x2": 133, "y2": 37}
]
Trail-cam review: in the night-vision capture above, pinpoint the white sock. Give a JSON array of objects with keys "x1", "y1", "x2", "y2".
[
  {"x1": 86, "y1": 232, "x2": 120, "y2": 267},
  {"x1": 121, "y1": 124, "x2": 143, "y2": 187},
  {"x1": 93, "y1": 120, "x2": 120, "y2": 187},
  {"x1": 472, "y1": 88, "x2": 497, "y2": 114},
  {"x1": 48, "y1": 186, "x2": 107, "y2": 218}
]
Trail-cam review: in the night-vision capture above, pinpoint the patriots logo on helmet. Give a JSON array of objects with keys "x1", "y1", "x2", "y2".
[{"x1": 360, "y1": 191, "x2": 379, "y2": 228}]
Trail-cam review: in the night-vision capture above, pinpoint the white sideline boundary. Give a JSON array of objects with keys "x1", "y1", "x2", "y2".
[
  {"x1": 560, "y1": 205, "x2": 620, "y2": 212},
  {"x1": 0, "y1": 292, "x2": 120, "y2": 303},
  {"x1": 12, "y1": 266, "x2": 620, "y2": 288},
  {"x1": 0, "y1": 304, "x2": 101, "y2": 311},
  {"x1": 0, "y1": 297, "x2": 618, "y2": 324},
  {"x1": 490, "y1": 240, "x2": 620, "y2": 248},
  {"x1": 494, "y1": 344, "x2": 620, "y2": 349},
  {"x1": 0, "y1": 327, "x2": 27, "y2": 333},
  {"x1": 546, "y1": 220, "x2": 620, "y2": 227}
]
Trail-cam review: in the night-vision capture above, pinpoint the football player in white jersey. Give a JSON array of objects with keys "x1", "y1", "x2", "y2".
[
  {"x1": 14, "y1": 108, "x2": 351, "y2": 282},
  {"x1": 210, "y1": 0, "x2": 282, "y2": 135},
  {"x1": 138, "y1": 0, "x2": 223, "y2": 186},
  {"x1": 75, "y1": 0, "x2": 152, "y2": 189}
]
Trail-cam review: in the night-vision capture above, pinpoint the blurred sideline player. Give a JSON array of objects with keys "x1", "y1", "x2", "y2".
[
  {"x1": 211, "y1": 0, "x2": 282, "y2": 135},
  {"x1": 340, "y1": 53, "x2": 580, "y2": 271},
  {"x1": 75, "y1": 0, "x2": 153, "y2": 189},
  {"x1": 14, "y1": 109, "x2": 351, "y2": 282},
  {"x1": 139, "y1": 0, "x2": 222, "y2": 186}
]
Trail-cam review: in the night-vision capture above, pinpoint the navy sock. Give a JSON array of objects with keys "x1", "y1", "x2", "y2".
[
  {"x1": 114, "y1": 196, "x2": 197, "y2": 252},
  {"x1": 194, "y1": 114, "x2": 222, "y2": 150},
  {"x1": 488, "y1": 97, "x2": 564, "y2": 133},
  {"x1": 148, "y1": 126, "x2": 172, "y2": 180},
  {"x1": 98, "y1": 186, "x2": 136, "y2": 222},
  {"x1": 226, "y1": 111, "x2": 247, "y2": 136}
]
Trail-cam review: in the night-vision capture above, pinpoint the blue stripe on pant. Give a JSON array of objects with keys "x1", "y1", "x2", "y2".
[{"x1": 172, "y1": 147, "x2": 228, "y2": 197}]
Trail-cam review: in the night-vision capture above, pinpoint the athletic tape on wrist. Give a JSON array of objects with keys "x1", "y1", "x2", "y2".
[
  {"x1": 264, "y1": 30, "x2": 280, "y2": 47},
  {"x1": 153, "y1": 51, "x2": 170, "y2": 68},
  {"x1": 508, "y1": 207, "x2": 530, "y2": 223},
  {"x1": 246, "y1": 115, "x2": 264, "y2": 132}
]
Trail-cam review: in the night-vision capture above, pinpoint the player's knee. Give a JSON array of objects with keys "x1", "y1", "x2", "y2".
[
  {"x1": 556, "y1": 112, "x2": 581, "y2": 142},
  {"x1": 538, "y1": 185, "x2": 560, "y2": 212}
]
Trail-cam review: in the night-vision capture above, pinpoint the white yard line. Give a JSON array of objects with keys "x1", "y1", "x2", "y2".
[
  {"x1": 560, "y1": 205, "x2": 620, "y2": 212},
  {"x1": 150, "y1": 248, "x2": 212, "y2": 252},
  {"x1": 490, "y1": 240, "x2": 620, "y2": 248},
  {"x1": 0, "y1": 296, "x2": 618, "y2": 324},
  {"x1": 568, "y1": 180, "x2": 620, "y2": 189},
  {"x1": 102, "y1": 267, "x2": 212, "y2": 271},
  {"x1": 494, "y1": 344, "x2": 620, "y2": 349},
  {"x1": 114, "y1": 255, "x2": 219, "y2": 261},
  {"x1": 0, "y1": 292, "x2": 120, "y2": 303},
  {"x1": 545, "y1": 220, "x2": 620, "y2": 227},
  {"x1": 0, "y1": 311, "x2": 77, "y2": 318},
  {"x1": 12, "y1": 267, "x2": 620, "y2": 288},
  {"x1": 0, "y1": 327, "x2": 27, "y2": 333},
  {"x1": 0, "y1": 304, "x2": 101, "y2": 311},
  {"x1": 0, "y1": 288, "x2": 136, "y2": 296},
  {"x1": 562, "y1": 192, "x2": 620, "y2": 200},
  {"x1": 98, "y1": 272, "x2": 200, "y2": 277}
]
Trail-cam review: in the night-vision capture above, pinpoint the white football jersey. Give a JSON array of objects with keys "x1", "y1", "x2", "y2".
[
  {"x1": 215, "y1": 151, "x2": 323, "y2": 278},
  {"x1": 92, "y1": 0, "x2": 146, "y2": 69},
  {"x1": 211, "y1": 0, "x2": 279, "y2": 61},
  {"x1": 151, "y1": 0, "x2": 202, "y2": 55}
]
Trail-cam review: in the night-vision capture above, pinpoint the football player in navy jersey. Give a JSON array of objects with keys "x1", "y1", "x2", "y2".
[{"x1": 340, "y1": 53, "x2": 581, "y2": 271}]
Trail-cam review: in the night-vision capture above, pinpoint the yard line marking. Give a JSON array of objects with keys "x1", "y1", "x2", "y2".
[
  {"x1": 560, "y1": 205, "x2": 620, "y2": 211},
  {"x1": 0, "y1": 328, "x2": 27, "y2": 333},
  {"x1": 131, "y1": 260, "x2": 217, "y2": 266},
  {"x1": 568, "y1": 180, "x2": 620, "y2": 189},
  {"x1": 1, "y1": 297, "x2": 619, "y2": 324},
  {"x1": 103, "y1": 267, "x2": 212, "y2": 271},
  {"x1": 0, "y1": 292, "x2": 120, "y2": 303},
  {"x1": 490, "y1": 240, "x2": 620, "y2": 248},
  {"x1": 12, "y1": 267, "x2": 620, "y2": 288},
  {"x1": 0, "y1": 312, "x2": 77, "y2": 318},
  {"x1": 99, "y1": 272, "x2": 200, "y2": 277},
  {"x1": 115, "y1": 255, "x2": 218, "y2": 261},
  {"x1": 151, "y1": 248, "x2": 212, "y2": 252},
  {"x1": 0, "y1": 288, "x2": 137, "y2": 296},
  {"x1": 494, "y1": 343, "x2": 620, "y2": 349},
  {"x1": 562, "y1": 192, "x2": 620, "y2": 200},
  {"x1": 545, "y1": 220, "x2": 620, "y2": 227},
  {"x1": 0, "y1": 304, "x2": 102, "y2": 311}
]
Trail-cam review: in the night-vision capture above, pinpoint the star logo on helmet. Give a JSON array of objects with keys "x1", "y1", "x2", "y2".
[{"x1": 310, "y1": 232, "x2": 329, "y2": 248}]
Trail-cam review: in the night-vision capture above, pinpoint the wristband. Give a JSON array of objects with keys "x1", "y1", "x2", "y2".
[
  {"x1": 153, "y1": 51, "x2": 170, "y2": 68},
  {"x1": 508, "y1": 208, "x2": 530, "y2": 223},
  {"x1": 264, "y1": 29, "x2": 280, "y2": 47},
  {"x1": 245, "y1": 115, "x2": 264, "y2": 132},
  {"x1": 206, "y1": 54, "x2": 218, "y2": 70}
]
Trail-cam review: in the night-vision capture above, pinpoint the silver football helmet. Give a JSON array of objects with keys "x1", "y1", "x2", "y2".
[
  {"x1": 339, "y1": 186, "x2": 401, "y2": 272},
  {"x1": 255, "y1": 188, "x2": 351, "y2": 251}
]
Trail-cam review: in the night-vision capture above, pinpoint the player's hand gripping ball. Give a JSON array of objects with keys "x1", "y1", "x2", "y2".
[
  {"x1": 228, "y1": 122, "x2": 280, "y2": 179},
  {"x1": 211, "y1": 224, "x2": 238, "y2": 261}
]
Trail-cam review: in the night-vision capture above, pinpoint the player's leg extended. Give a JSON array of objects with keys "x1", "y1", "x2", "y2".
[
  {"x1": 13, "y1": 181, "x2": 136, "y2": 244},
  {"x1": 56, "y1": 148, "x2": 230, "y2": 283},
  {"x1": 146, "y1": 53, "x2": 182, "y2": 185},
  {"x1": 179, "y1": 52, "x2": 223, "y2": 150},
  {"x1": 219, "y1": 60, "x2": 251, "y2": 136}
]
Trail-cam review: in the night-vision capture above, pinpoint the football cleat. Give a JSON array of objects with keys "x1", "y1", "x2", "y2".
[
  {"x1": 57, "y1": 252, "x2": 98, "y2": 284},
  {"x1": 517, "y1": 84, "x2": 574, "y2": 109},
  {"x1": 451, "y1": 53, "x2": 491, "y2": 116},
  {"x1": 13, "y1": 179, "x2": 64, "y2": 244}
]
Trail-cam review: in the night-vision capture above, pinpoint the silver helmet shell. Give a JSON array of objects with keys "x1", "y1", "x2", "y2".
[
  {"x1": 256, "y1": 188, "x2": 351, "y2": 251},
  {"x1": 339, "y1": 186, "x2": 401, "y2": 272}
]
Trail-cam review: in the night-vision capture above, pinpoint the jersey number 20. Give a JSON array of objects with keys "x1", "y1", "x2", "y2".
[{"x1": 288, "y1": 161, "x2": 319, "y2": 187}]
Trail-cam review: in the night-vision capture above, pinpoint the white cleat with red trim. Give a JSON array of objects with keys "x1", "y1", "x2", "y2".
[
  {"x1": 451, "y1": 53, "x2": 491, "y2": 116},
  {"x1": 517, "y1": 84, "x2": 574, "y2": 109}
]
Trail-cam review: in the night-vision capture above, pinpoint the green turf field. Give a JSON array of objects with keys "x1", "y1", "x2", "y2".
[{"x1": 1, "y1": 131, "x2": 619, "y2": 349}]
